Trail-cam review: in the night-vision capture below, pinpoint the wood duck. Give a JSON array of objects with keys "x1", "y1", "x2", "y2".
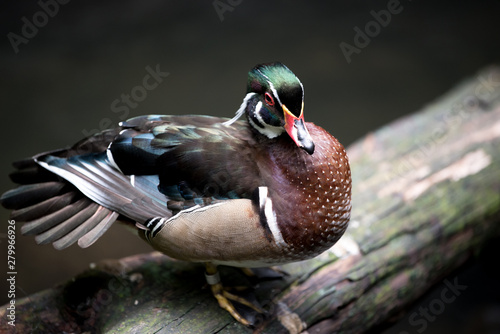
[{"x1": 1, "y1": 62, "x2": 351, "y2": 326}]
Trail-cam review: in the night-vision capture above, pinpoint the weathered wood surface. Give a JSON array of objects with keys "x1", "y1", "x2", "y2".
[{"x1": 1, "y1": 66, "x2": 500, "y2": 334}]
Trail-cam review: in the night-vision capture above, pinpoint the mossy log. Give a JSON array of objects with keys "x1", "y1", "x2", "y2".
[{"x1": 1, "y1": 66, "x2": 500, "y2": 334}]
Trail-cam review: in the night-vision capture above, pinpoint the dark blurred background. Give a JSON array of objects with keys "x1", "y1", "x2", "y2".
[{"x1": 1, "y1": 1, "x2": 499, "y2": 333}]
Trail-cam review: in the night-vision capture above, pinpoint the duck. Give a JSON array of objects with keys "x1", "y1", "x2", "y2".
[{"x1": 0, "y1": 62, "x2": 351, "y2": 327}]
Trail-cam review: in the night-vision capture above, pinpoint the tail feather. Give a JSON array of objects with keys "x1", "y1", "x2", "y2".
[
  {"x1": 2, "y1": 139, "x2": 131, "y2": 249},
  {"x1": 9, "y1": 157, "x2": 58, "y2": 185},
  {"x1": 10, "y1": 192, "x2": 77, "y2": 222},
  {"x1": 2, "y1": 138, "x2": 169, "y2": 250},
  {"x1": 20, "y1": 198, "x2": 92, "y2": 235},
  {"x1": 34, "y1": 202, "x2": 100, "y2": 245},
  {"x1": 77, "y1": 210, "x2": 119, "y2": 249},
  {"x1": 12, "y1": 157, "x2": 39, "y2": 169},
  {"x1": 53, "y1": 207, "x2": 118, "y2": 250},
  {"x1": 0, "y1": 182, "x2": 69, "y2": 210},
  {"x1": 9, "y1": 167, "x2": 56, "y2": 185}
]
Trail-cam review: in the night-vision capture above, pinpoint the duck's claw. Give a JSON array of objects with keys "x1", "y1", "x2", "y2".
[{"x1": 205, "y1": 263, "x2": 265, "y2": 327}]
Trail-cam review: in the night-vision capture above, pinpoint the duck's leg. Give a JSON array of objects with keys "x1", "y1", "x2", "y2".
[{"x1": 205, "y1": 263, "x2": 264, "y2": 326}]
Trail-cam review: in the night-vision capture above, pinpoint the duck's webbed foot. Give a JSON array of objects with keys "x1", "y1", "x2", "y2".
[{"x1": 205, "y1": 263, "x2": 265, "y2": 327}]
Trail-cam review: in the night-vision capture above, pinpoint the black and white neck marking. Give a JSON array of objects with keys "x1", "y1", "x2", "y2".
[
  {"x1": 247, "y1": 100, "x2": 285, "y2": 139},
  {"x1": 223, "y1": 92, "x2": 286, "y2": 139}
]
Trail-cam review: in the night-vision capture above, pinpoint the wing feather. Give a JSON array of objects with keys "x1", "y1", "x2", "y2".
[{"x1": 2, "y1": 114, "x2": 267, "y2": 250}]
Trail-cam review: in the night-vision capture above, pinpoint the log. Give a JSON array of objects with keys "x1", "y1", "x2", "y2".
[{"x1": 1, "y1": 66, "x2": 500, "y2": 334}]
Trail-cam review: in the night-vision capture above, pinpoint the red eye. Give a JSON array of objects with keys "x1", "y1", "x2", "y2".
[{"x1": 264, "y1": 92, "x2": 275, "y2": 106}]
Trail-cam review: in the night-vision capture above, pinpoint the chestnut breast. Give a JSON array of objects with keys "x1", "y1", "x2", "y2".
[{"x1": 262, "y1": 123, "x2": 352, "y2": 259}]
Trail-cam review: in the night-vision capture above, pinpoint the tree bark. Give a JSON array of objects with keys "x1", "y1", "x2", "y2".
[{"x1": 1, "y1": 66, "x2": 500, "y2": 334}]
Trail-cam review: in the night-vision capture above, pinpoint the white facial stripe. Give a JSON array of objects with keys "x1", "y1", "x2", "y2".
[
  {"x1": 253, "y1": 101, "x2": 264, "y2": 124},
  {"x1": 250, "y1": 100, "x2": 284, "y2": 139},
  {"x1": 258, "y1": 67, "x2": 304, "y2": 106},
  {"x1": 266, "y1": 80, "x2": 282, "y2": 106},
  {"x1": 258, "y1": 186, "x2": 286, "y2": 247},
  {"x1": 223, "y1": 92, "x2": 256, "y2": 126},
  {"x1": 248, "y1": 116, "x2": 284, "y2": 139},
  {"x1": 256, "y1": 68, "x2": 283, "y2": 106}
]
